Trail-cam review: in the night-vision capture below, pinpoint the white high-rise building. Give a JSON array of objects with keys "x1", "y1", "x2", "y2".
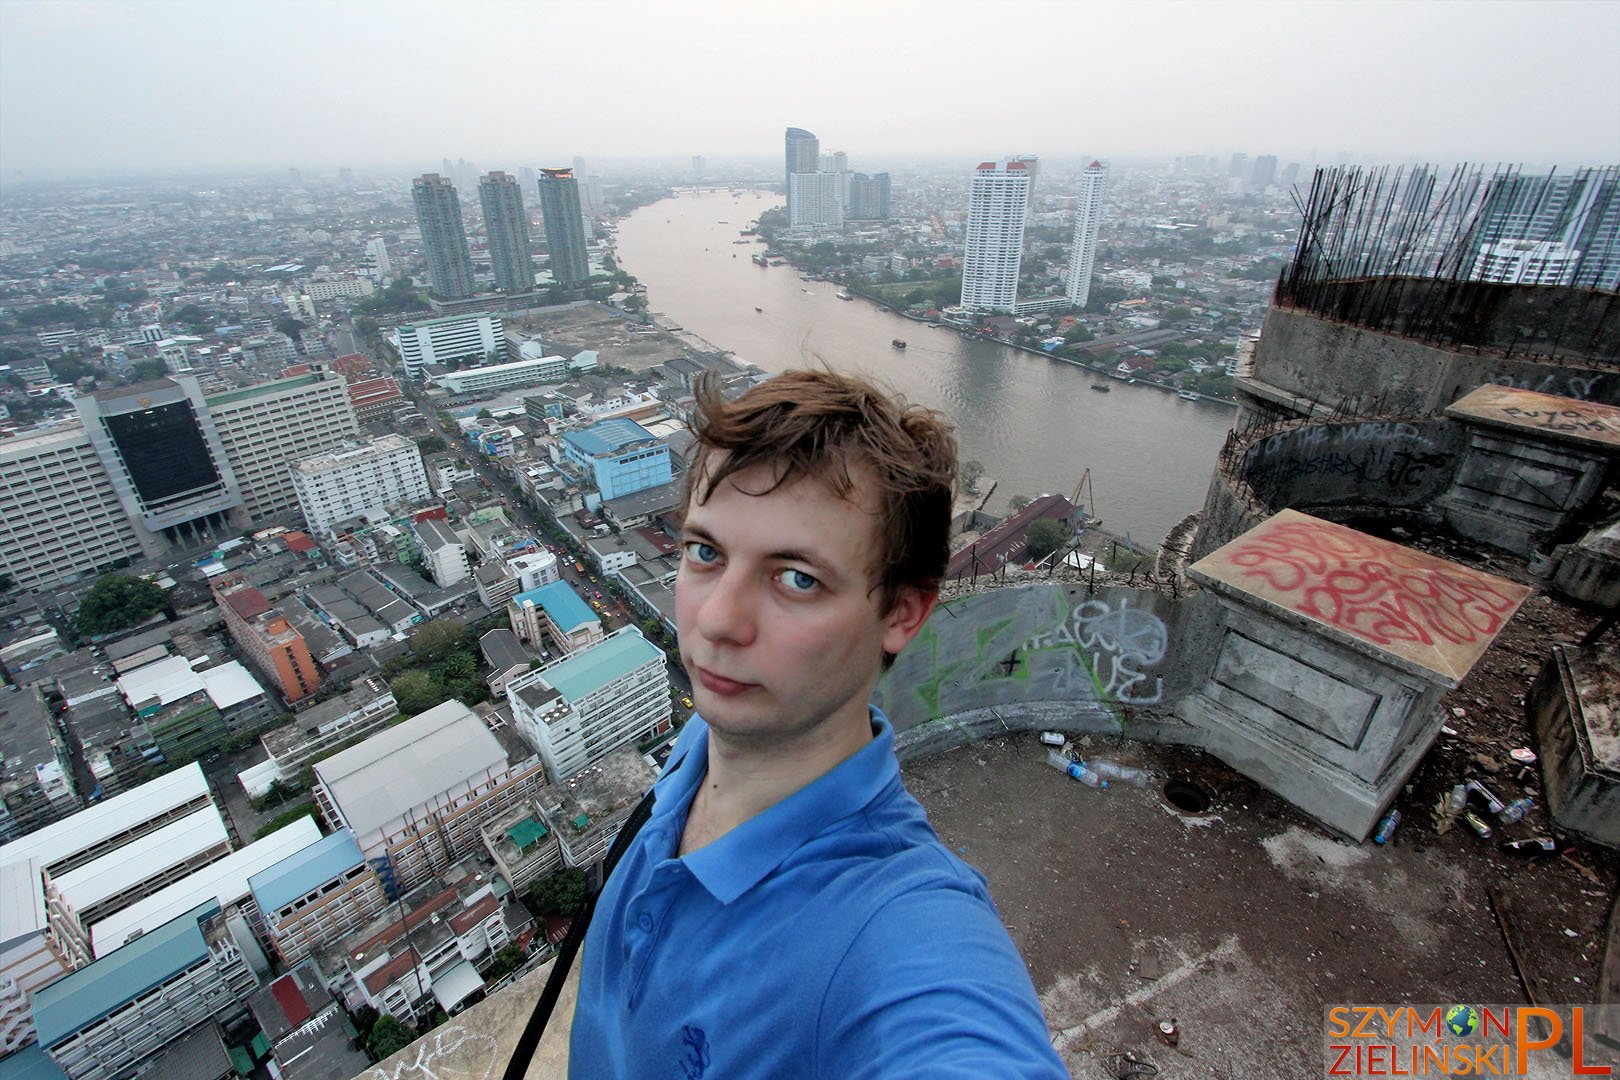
[
  {"x1": 1064, "y1": 160, "x2": 1109, "y2": 308},
  {"x1": 961, "y1": 160, "x2": 1033, "y2": 313},
  {"x1": 362, "y1": 237, "x2": 391, "y2": 282},
  {"x1": 788, "y1": 172, "x2": 845, "y2": 229},
  {"x1": 290, "y1": 434, "x2": 431, "y2": 538}
]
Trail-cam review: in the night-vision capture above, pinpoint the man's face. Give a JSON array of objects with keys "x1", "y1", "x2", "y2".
[{"x1": 675, "y1": 461, "x2": 932, "y2": 746}]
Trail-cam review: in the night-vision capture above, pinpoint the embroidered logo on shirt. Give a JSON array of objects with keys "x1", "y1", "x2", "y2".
[{"x1": 679, "y1": 1025, "x2": 710, "y2": 1078}]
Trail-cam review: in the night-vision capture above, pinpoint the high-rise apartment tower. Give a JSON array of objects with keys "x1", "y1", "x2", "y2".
[
  {"x1": 479, "y1": 172, "x2": 534, "y2": 293},
  {"x1": 1064, "y1": 161, "x2": 1108, "y2": 308},
  {"x1": 411, "y1": 174, "x2": 476, "y2": 299},
  {"x1": 537, "y1": 168, "x2": 590, "y2": 287},
  {"x1": 960, "y1": 160, "x2": 1032, "y2": 313},
  {"x1": 784, "y1": 127, "x2": 820, "y2": 220}
]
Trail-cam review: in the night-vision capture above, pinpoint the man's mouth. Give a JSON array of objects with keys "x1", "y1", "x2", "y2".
[{"x1": 696, "y1": 667, "x2": 759, "y2": 697}]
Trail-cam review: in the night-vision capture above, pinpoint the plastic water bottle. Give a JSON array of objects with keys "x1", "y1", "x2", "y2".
[
  {"x1": 1045, "y1": 750, "x2": 1109, "y2": 789},
  {"x1": 1087, "y1": 759, "x2": 1150, "y2": 788},
  {"x1": 1445, "y1": 784, "x2": 1468, "y2": 817},
  {"x1": 1497, "y1": 797, "x2": 1533, "y2": 824},
  {"x1": 1501, "y1": 837, "x2": 1557, "y2": 854},
  {"x1": 1373, "y1": 808, "x2": 1401, "y2": 844}
]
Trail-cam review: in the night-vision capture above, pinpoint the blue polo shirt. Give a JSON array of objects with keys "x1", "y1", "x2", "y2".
[{"x1": 569, "y1": 709, "x2": 1066, "y2": 1078}]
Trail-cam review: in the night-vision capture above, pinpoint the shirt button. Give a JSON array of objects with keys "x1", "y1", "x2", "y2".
[{"x1": 637, "y1": 913, "x2": 654, "y2": 932}]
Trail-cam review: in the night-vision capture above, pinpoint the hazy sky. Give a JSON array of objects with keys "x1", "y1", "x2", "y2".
[{"x1": 2, "y1": 0, "x2": 1617, "y2": 177}]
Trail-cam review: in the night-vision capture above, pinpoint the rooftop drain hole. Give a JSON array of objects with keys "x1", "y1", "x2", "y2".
[{"x1": 1163, "y1": 778, "x2": 1212, "y2": 815}]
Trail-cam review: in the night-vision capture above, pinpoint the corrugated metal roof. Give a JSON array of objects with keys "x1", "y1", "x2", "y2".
[
  {"x1": 0, "y1": 763, "x2": 209, "y2": 873},
  {"x1": 0, "y1": 858, "x2": 46, "y2": 951},
  {"x1": 563, "y1": 417, "x2": 656, "y2": 456},
  {"x1": 313, "y1": 702, "x2": 504, "y2": 838},
  {"x1": 247, "y1": 829, "x2": 364, "y2": 915},
  {"x1": 31, "y1": 899, "x2": 219, "y2": 1048},
  {"x1": 53, "y1": 808, "x2": 229, "y2": 914},
  {"x1": 90, "y1": 817, "x2": 322, "y2": 958},
  {"x1": 511, "y1": 580, "x2": 596, "y2": 633}
]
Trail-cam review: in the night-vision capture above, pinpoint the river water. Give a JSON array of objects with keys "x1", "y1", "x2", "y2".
[{"x1": 614, "y1": 188, "x2": 1237, "y2": 547}]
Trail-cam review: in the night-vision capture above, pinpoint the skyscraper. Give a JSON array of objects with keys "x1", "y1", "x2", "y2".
[
  {"x1": 960, "y1": 160, "x2": 1032, "y2": 313},
  {"x1": 479, "y1": 171, "x2": 534, "y2": 293},
  {"x1": 1064, "y1": 161, "x2": 1109, "y2": 308},
  {"x1": 785, "y1": 127, "x2": 820, "y2": 219},
  {"x1": 848, "y1": 173, "x2": 892, "y2": 221},
  {"x1": 411, "y1": 174, "x2": 475, "y2": 299},
  {"x1": 788, "y1": 173, "x2": 844, "y2": 228},
  {"x1": 537, "y1": 168, "x2": 590, "y2": 287}
]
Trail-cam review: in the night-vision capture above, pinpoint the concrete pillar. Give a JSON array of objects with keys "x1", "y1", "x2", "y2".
[{"x1": 1180, "y1": 509, "x2": 1531, "y2": 839}]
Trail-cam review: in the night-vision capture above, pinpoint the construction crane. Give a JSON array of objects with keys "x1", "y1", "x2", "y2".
[{"x1": 1071, "y1": 469, "x2": 1099, "y2": 526}]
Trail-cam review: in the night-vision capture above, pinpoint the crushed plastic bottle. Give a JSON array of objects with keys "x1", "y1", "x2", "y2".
[
  {"x1": 1045, "y1": 750, "x2": 1109, "y2": 789},
  {"x1": 1497, "y1": 796, "x2": 1533, "y2": 824},
  {"x1": 1500, "y1": 837, "x2": 1557, "y2": 855},
  {"x1": 1373, "y1": 808, "x2": 1401, "y2": 844},
  {"x1": 1086, "y1": 759, "x2": 1150, "y2": 788}
]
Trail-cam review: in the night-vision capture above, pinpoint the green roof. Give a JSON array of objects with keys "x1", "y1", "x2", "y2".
[
  {"x1": 571, "y1": 813, "x2": 590, "y2": 830},
  {"x1": 548, "y1": 630, "x2": 662, "y2": 705},
  {"x1": 506, "y1": 817, "x2": 548, "y2": 850},
  {"x1": 205, "y1": 373, "x2": 321, "y2": 406},
  {"x1": 249, "y1": 1032, "x2": 272, "y2": 1059},
  {"x1": 229, "y1": 1045, "x2": 254, "y2": 1075},
  {"x1": 32, "y1": 899, "x2": 219, "y2": 1047}
]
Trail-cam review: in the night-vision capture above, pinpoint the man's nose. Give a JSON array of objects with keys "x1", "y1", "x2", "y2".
[{"x1": 696, "y1": 568, "x2": 757, "y2": 646}]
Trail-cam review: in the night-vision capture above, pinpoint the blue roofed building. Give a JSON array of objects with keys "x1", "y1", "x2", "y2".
[
  {"x1": 507, "y1": 627, "x2": 672, "y2": 781},
  {"x1": 31, "y1": 899, "x2": 258, "y2": 1080},
  {"x1": 561, "y1": 418, "x2": 671, "y2": 501},
  {"x1": 248, "y1": 829, "x2": 389, "y2": 966},
  {"x1": 507, "y1": 579, "x2": 603, "y2": 655}
]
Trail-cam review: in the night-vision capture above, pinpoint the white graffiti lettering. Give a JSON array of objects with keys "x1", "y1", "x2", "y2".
[
  {"x1": 1027, "y1": 596, "x2": 1167, "y2": 704},
  {"x1": 367, "y1": 1025, "x2": 499, "y2": 1080}
]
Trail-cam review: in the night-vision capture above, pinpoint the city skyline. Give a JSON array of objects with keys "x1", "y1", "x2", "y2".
[{"x1": 1, "y1": 0, "x2": 1617, "y2": 178}]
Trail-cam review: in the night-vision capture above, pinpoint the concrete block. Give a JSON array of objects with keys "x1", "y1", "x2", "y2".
[{"x1": 1529, "y1": 643, "x2": 1620, "y2": 849}]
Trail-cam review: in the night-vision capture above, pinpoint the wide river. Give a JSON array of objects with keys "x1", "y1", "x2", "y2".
[{"x1": 615, "y1": 189, "x2": 1237, "y2": 547}]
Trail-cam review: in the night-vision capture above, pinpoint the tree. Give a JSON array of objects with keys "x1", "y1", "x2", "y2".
[
  {"x1": 274, "y1": 315, "x2": 305, "y2": 339},
  {"x1": 203, "y1": 260, "x2": 234, "y2": 283},
  {"x1": 476, "y1": 408, "x2": 494, "y2": 420},
  {"x1": 410, "y1": 618, "x2": 470, "y2": 664},
  {"x1": 170, "y1": 303, "x2": 213, "y2": 333},
  {"x1": 389, "y1": 669, "x2": 445, "y2": 716},
  {"x1": 130, "y1": 358, "x2": 167, "y2": 382},
  {"x1": 528, "y1": 868, "x2": 588, "y2": 917},
  {"x1": 1009, "y1": 494, "x2": 1034, "y2": 512},
  {"x1": 74, "y1": 574, "x2": 166, "y2": 636},
  {"x1": 416, "y1": 435, "x2": 446, "y2": 454},
  {"x1": 1025, "y1": 519, "x2": 1070, "y2": 562},
  {"x1": 367, "y1": 1015, "x2": 414, "y2": 1061},
  {"x1": 958, "y1": 459, "x2": 984, "y2": 495}
]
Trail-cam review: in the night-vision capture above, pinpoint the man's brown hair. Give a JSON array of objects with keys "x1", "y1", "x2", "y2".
[{"x1": 684, "y1": 368, "x2": 957, "y2": 615}]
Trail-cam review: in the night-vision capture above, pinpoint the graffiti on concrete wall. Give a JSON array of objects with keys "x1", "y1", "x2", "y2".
[
  {"x1": 1244, "y1": 421, "x2": 1455, "y2": 501},
  {"x1": 1488, "y1": 371, "x2": 1607, "y2": 401},
  {"x1": 366, "y1": 1025, "x2": 498, "y2": 1080},
  {"x1": 881, "y1": 586, "x2": 1170, "y2": 728}
]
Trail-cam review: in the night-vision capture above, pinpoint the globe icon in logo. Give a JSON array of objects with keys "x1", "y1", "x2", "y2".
[{"x1": 1445, "y1": 1005, "x2": 1480, "y2": 1038}]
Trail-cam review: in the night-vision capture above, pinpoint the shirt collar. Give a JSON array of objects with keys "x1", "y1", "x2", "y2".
[{"x1": 660, "y1": 707, "x2": 902, "y2": 905}]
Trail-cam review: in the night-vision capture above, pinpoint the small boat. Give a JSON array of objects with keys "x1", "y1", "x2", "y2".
[
  {"x1": 1178, "y1": 390, "x2": 1200, "y2": 400},
  {"x1": 754, "y1": 306, "x2": 763, "y2": 313},
  {"x1": 891, "y1": 339, "x2": 907, "y2": 350},
  {"x1": 836, "y1": 291, "x2": 854, "y2": 301},
  {"x1": 752, "y1": 253, "x2": 768, "y2": 266},
  {"x1": 1091, "y1": 383, "x2": 1111, "y2": 393}
]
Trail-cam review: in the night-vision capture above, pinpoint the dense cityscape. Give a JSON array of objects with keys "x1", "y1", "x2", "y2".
[{"x1": 1, "y1": 3, "x2": 1618, "y2": 1074}]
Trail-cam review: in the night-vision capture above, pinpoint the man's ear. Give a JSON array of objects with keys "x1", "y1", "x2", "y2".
[{"x1": 881, "y1": 587, "x2": 938, "y2": 657}]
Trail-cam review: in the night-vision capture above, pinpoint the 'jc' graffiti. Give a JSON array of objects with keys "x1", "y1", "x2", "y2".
[{"x1": 1026, "y1": 596, "x2": 1167, "y2": 704}]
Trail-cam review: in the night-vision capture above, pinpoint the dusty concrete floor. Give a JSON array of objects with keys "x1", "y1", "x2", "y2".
[{"x1": 906, "y1": 733, "x2": 1616, "y2": 1079}]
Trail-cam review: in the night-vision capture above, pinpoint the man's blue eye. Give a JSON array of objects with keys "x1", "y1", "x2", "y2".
[
  {"x1": 684, "y1": 541, "x2": 718, "y2": 564},
  {"x1": 780, "y1": 569, "x2": 818, "y2": 593}
]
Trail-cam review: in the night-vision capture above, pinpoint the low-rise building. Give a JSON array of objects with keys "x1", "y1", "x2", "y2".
[
  {"x1": 506, "y1": 628, "x2": 671, "y2": 782},
  {"x1": 0, "y1": 858, "x2": 75, "y2": 1057},
  {"x1": 507, "y1": 580, "x2": 601, "y2": 655},
  {"x1": 245, "y1": 959, "x2": 371, "y2": 1080},
  {"x1": 291, "y1": 435, "x2": 431, "y2": 539},
  {"x1": 214, "y1": 576, "x2": 323, "y2": 705},
  {"x1": 479, "y1": 629, "x2": 533, "y2": 701},
  {"x1": 32, "y1": 899, "x2": 259, "y2": 1080},
  {"x1": 413, "y1": 517, "x2": 469, "y2": 588},
  {"x1": 249, "y1": 830, "x2": 389, "y2": 967},
  {"x1": 311, "y1": 701, "x2": 547, "y2": 897}
]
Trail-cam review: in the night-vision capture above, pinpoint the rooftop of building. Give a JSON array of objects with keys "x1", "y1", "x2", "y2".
[
  {"x1": 31, "y1": 898, "x2": 221, "y2": 1048},
  {"x1": 414, "y1": 516, "x2": 461, "y2": 548},
  {"x1": 0, "y1": 761, "x2": 210, "y2": 873},
  {"x1": 0, "y1": 857, "x2": 45, "y2": 950},
  {"x1": 562, "y1": 417, "x2": 658, "y2": 457},
  {"x1": 204, "y1": 371, "x2": 325, "y2": 407},
  {"x1": 544, "y1": 745, "x2": 655, "y2": 837},
  {"x1": 313, "y1": 700, "x2": 506, "y2": 838},
  {"x1": 91, "y1": 816, "x2": 321, "y2": 959},
  {"x1": 247, "y1": 828, "x2": 366, "y2": 917},
  {"x1": 291, "y1": 433, "x2": 417, "y2": 473},
  {"x1": 51, "y1": 806, "x2": 229, "y2": 914},
  {"x1": 479, "y1": 628, "x2": 531, "y2": 672},
  {"x1": 510, "y1": 580, "x2": 596, "y2": 634}
]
